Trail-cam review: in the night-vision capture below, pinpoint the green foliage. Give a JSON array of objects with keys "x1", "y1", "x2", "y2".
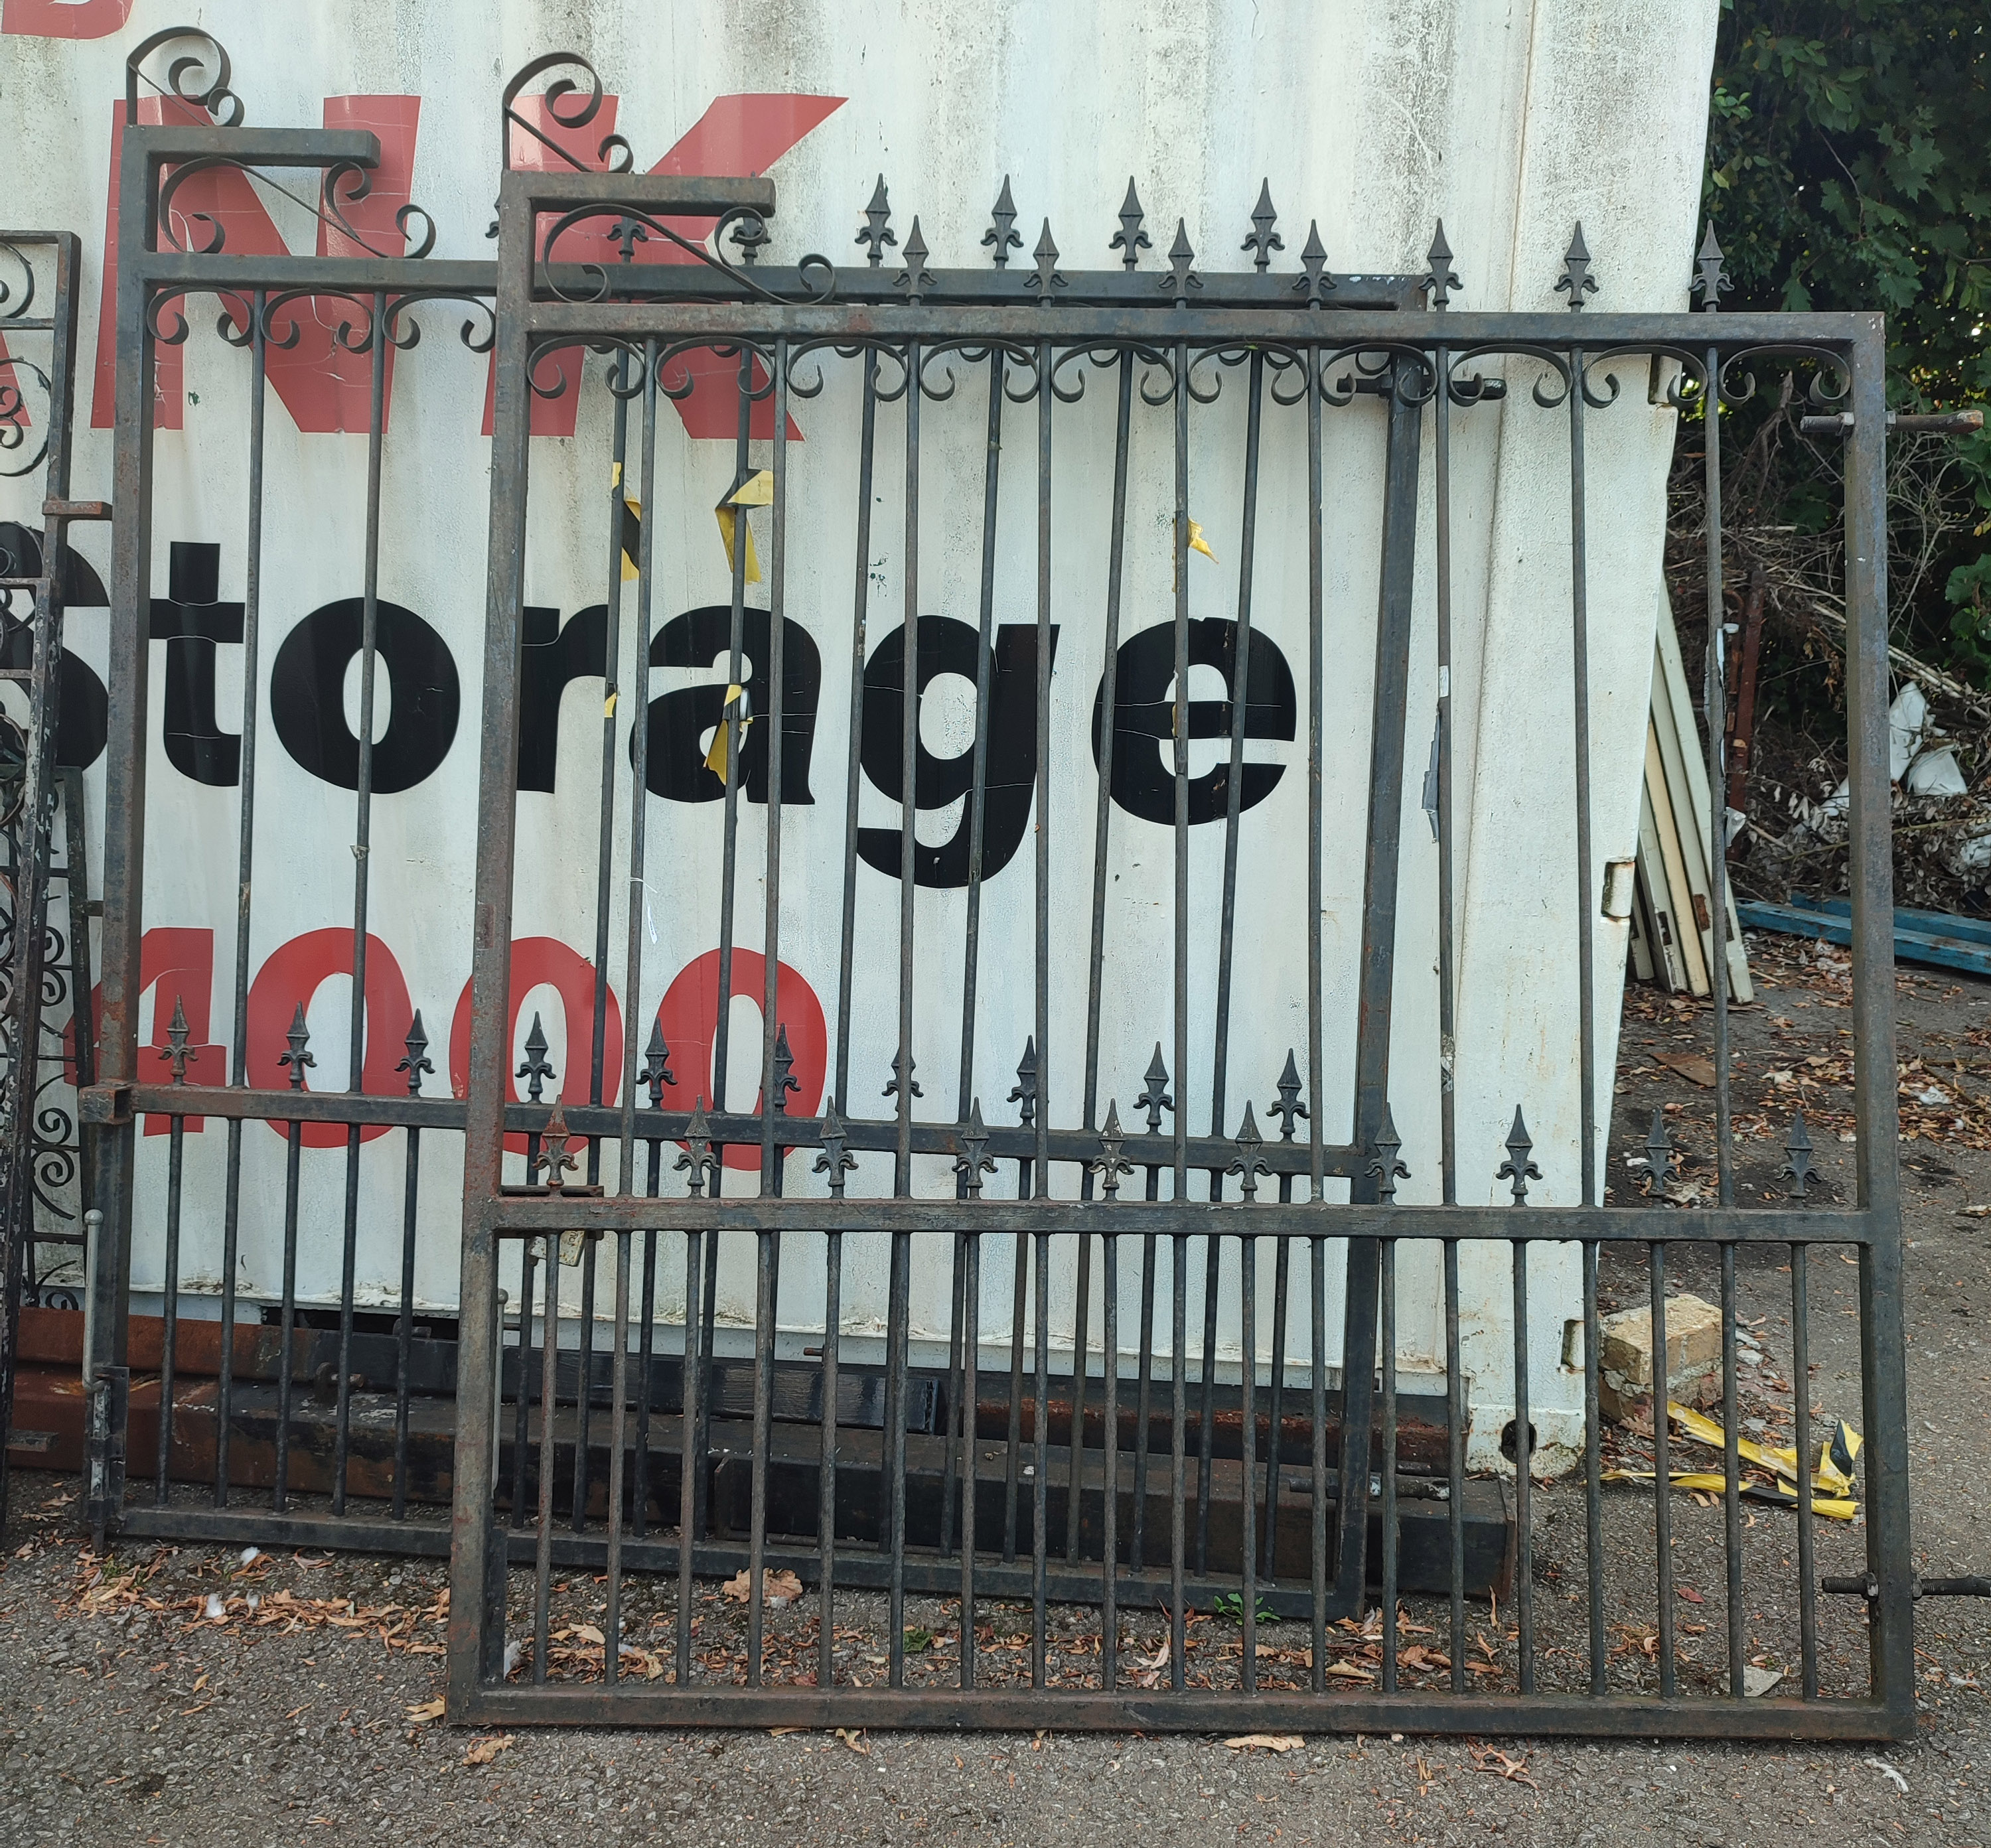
[
  {"x1": 903, "y1": 1625, "x2": 934, "y2": 1653},
  {"x1": 1706, "y1": 1, "x2": 1990, "y2": 671},
  {"x1": 1211, "y1": 1591, "x2": 1279, "y2": 1626}
]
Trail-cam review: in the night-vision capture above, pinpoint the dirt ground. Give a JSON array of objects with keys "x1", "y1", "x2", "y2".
[{"x1": 7, "y1": 932, "x2": 1991, "y2": 1845}]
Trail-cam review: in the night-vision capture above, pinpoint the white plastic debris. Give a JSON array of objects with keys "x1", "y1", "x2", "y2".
[
  {"x1": 1907, "y1": 743, "x2": 1968, "y2": 796},
  {"x1": 239, "y1": 1546, "x2": 261, "y2": 1565},
  {"x1": 502, "y1": 1639, "x2": 524, "y2": 1678},
  {"x1": 1865, "y1": 1757, "x2": 1908, "y2": 1794},
  {"x1": 203, "y1": 1593, "x2": 226, "y2": 1621}
]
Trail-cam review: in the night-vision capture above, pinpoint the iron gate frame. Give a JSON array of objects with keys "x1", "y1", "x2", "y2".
[
  {"x1": 1, "y1": 228, "x2": 102, "y2": 1526},
  {"x1": 444, "y1": 160, "x2": 1909, "y2": 1737}
]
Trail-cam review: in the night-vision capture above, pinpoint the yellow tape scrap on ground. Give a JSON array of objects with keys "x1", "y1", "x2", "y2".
[
  {"x1": 1601, "y1": 1403, "x2": 1864, "y2": 1521},
  {"x1": 1667, "y1": 1400, "x2": 1862, "y2": 1497}
]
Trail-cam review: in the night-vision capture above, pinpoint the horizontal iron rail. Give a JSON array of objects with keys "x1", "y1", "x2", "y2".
[
  {"x1": 451, "y1": 1684, "x2": 1901, "y2": 1741},
  {"x1": 480, "y1": 1199, "x2": 1875, "y2": 1242},
  {"x1": 80, "y1": 1082, "x2": 1359, "y2": 1174}
]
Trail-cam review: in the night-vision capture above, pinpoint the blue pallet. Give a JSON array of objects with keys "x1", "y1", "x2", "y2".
[{"x1": 1735, "y1": 895, "x2": 1991, "y2": 979}]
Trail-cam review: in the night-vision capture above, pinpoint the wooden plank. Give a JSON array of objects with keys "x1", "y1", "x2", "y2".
[
  {"x1": 1634, "y1": 784, "x2": 1686, "y2": 991},
  {"x1": 1645, "y1": 721, "x2": 1711, "y2": 994},
  {"x1": 1653, "y1": 597, "x2": 1754, "y2": 1002}
]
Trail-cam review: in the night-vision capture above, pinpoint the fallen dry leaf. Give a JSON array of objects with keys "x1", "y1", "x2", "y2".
[
  {"x1": 406, "y1": 1699, "x2": 445, "y2": 1725},
  {"x1": 835, "y1": 1727, "x2": 871, "y2": 1756},
  {"x1": 1653, "y1": 1050, "x2": 1718, "y2": 1088},
  {"x1": 463, "y1": 1735, "x2": 514, "y2": 1767},
  {"x1": 1323, "y1": 1662, "x2": 1377, "y2": 1683},
  {"x1": 1470, "y1": 1744, "x2": 1538, "y2": 1791},
  {"x1": 1224, "y1": 1735, "x2": 1305, "y2": 1753},
  {"x1": 721, "y1": 1567, "x2": 804, "y2": 1606}
]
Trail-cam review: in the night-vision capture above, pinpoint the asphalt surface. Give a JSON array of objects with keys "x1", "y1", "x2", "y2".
[{"x1": 5, "y1": 937, "x2": 1991, "y2": 1845}]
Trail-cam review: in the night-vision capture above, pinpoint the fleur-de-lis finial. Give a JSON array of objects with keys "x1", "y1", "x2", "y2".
[
  {"x1": 771, "y1": 1023, "x2": 799, "y2": 1115},
  {"x1": 1162, "y1": 219, "x2": 1200, "y2": 306},
  {"x1": 1556, "y1": 222, "x2": 1597, "y2": 309},
  {"x1": 1242, "y1": 180, "x2": 1284, "y2": 273},
  {"x1": 642, "y1": 1017, "x2": 674, "y2": 1109},
  {"x1": 1110, "y1": 178, "x2": 1151, "y2": 270},
  {"x1": 814, "y1": 1096, "x2": 857, "y2": 1197},
  {"x1": 954, "y1": 1098, "x2": 997, "y2": 1198},
  {"x1": 676, "y1": 1096, "x2": 718, "y2": 1198},
  {"x1": 884, "y1": 1048, "x2": 923, "y2": 1101},
  {"x1": 1423, "y1": 220, "x2": 1461, "y2": 310},
  {"x1": 729, "y1": 210, "x2": 770, "y2": 267},
  {"x1": 1009, "y1": 1036, "x2": 1039, "y2": 1127},
  {"x1": 279, "y1": 1003, "x2": 314, "y2": 1091},
  {"x1": 161, "y1": 993, "x2": 191, "y2": 1084},
  {"x1": 1497, "y1": 1105, "x2": 1542, "y2": 1205},
  {"x1": 1294, "y1": 220, "x2": 1331, "y2": 307},
  {"x1": 1027, "y1": 220, "x2": 1065, "y2": 302},
  {"x1": 517, "y1": 1012, "x2": 555, "y2": 1104},
  {"x1": 1091, "y1": 1101, "x2": 1134, "y2": 1200},
  {"x1": 1645, "y1": 1107, "x2": 1674, "y2": 1200},
  {"x1": 856, "y1": 175, "x2": 896, "y2": 267},
  {"x1": 1228, "y1": 1103, "x2": 1270, "y2": 1201},
  {"x1": 609, "y1": 215, "x2": 650, "y2": 264},
  {"x1": 1268, "y1": 1048, "x2": 1307, "y2": 1141},
  {"x1": 983, "y1": 176, "x2": 1022, "y2": 267},
  {"x1": 895, "y1": 217, "x2": 932, "y2": 303},
  {"x1": 1692, "y1": 222, "x2": 1728, "y2": 312},
  {"x1": 1367, "y1": 1103, "x2": 1409, "y2": 1205},
  {"x1": 396, "y1": 1009, "x2": 433, "y2": 1097},
  {"x1": 1780, "y1": 1109, "x2": 1815, "y2": 1199},
  {"x1": 1138, "y1": 1042, "x2": 1173, "y2": 1135},
  {"x1": 536, "y1": 1101, "x2": 581, "y2": 1188}
]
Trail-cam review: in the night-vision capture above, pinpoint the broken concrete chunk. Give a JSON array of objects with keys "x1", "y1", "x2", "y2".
[{"x1": 1596, "y1": 1293, "x2": 1724, "y2": 1425}]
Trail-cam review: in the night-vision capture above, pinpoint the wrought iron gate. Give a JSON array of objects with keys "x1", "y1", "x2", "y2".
[
  {"x1": 441, "y1": 158, "x2": 1907, "y2": 1737},
  {"x1": 68, "y1": 33, "x2": 1911, "y2": 1741},
  {"x1": 1, "y1": 229, "x2": 102, "y2": 1524}
]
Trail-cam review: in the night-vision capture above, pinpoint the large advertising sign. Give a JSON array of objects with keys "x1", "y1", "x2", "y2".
[{"x1": 1, "y1": 0, "x2": 1720, "y2": 1459}]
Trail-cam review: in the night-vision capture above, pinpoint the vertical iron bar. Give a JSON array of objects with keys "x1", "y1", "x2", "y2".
[
  {"x1": 1570, "y1": 345, "x2": 1597, "y2": 1206},
  {"x1": 1305, "y1": 342, "x2": 1325, "y2": 1204},
  {"x1": 331, "y1": 293, "x2": 389, "y2": 1517},
  {"x1": 1260, "y1": 1235, "x2": 1290, "y2": 1581},
  {"x1": 1310, "y1": 1234, "x2": 1327, "y2": 1692},
  {"x1": 533, "y1": 1242, "x2": 559, "y2": 1685},
  {"x1": 573, "y1": 1245, "x2": 597, "y2": 1529},
  {"x1": 511, "y1": 1249, "x2": 536, "y2": 1526},
  {"x1": 392, "y1": 1123, "x2": 419, "y2": 1520},
  {"x1": 1652, "y1": 1245, "x2": 1676, "y2": 1697},
  {"x1": 1004, "y1": 1233, "x2": 1026, "y2": 1562},
  {"x1": 887, "y1": 1228, "x2": 911, "y2": 1686},
  {"x1": 153, "y1": 1113, "x2": 183, "y2": 1502},
  {"x1": 676, "y1": 1228, "x2": 701, "y2": 1685},
  {"x1": 1196, "y1": 1238, "x2": 1219, "y2": 1573},
  {"x1": 1584, "y1": 1237, "x2": 1605, "y2": 1693},
  {"x1": 1239, "y1": 1233, "x2": 1258, "y2": 1693},
  {"x1": 1100, "y1": 1230, "x2": 1118, "y2": 1691},
  {"x1": 1445, "y1": 1237, "x2": 1464, "y2": 1691},
  {"x1": 960, "y1": 1230, "x2": 980, "y2": 1690},
  {"x1": 1380, "y1": 1236, "x2": 1397, "y2": 1692},
  {"x1": 818, "y1": 1226, "x2": 841, "y2": 1690},
  {"x1": 747, "y1": 1227, "x2": 775, "y2": 1686},
  {"x1": 605, "y1": 1230, "x2": 629, "y2": 1685},
  {"x1": 1434, "y1": 344, "x2": 1457, "y2": 1203},
  {"x1": 1131, "y1": 1230, "x2": 1155, "y2": 1573},
  {"x1": 835, "y1": 346, "x2": 880, "y2": 1111},
  {"x1": 273, "y1": 1112, "x2": 302, "y2": 1513},
  {"x1": 1082, "y1": 352, "x2": 1136, "y2": 1140},
  {"x1": 1703, "y1": 342, "x2": 1733, "y2": 1205},
  {"x1": 1512, "y1": 1240, "x2": 1534, "y2": 1692},
  {"x1": 1791, "y1": 1243, "x2": 1816, "y2": 1698},
  {"x1": 1169, "y1": 1232, "x2": 1187, "y2": 1689},
  {"x1": 1033, "y1": 330, "x2": 1052, "y2": 1198},
  {"x1": 1721, "y1": 1241, "x2": 1743, "y2": 1695},
  {"x1": 1067, "y1": 1236, "x2": 1090, "y2": 1561},
  {"x1": 216, "y1": 286, "x2": 269, "y2": 1510},
  {"x1": 1031, "y1": 1229, "x2": 1049, "y2": 1686}
]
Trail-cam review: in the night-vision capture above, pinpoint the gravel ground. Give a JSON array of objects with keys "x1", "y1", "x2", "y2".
[{"x1": 6, "y1": 937, "x2": 1991, "y2": 1845}]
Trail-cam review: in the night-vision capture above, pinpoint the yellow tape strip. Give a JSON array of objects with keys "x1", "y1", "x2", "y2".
[
  {"x1": 703, "y1": 683, "x2": 751, "y2": 784},
  {"x1": 715, "y1": 468, "x2": 774, "y2": 585},
  {"x1": 1666, "y1": 1401, "x2": 1860, "y2": 1498}
]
